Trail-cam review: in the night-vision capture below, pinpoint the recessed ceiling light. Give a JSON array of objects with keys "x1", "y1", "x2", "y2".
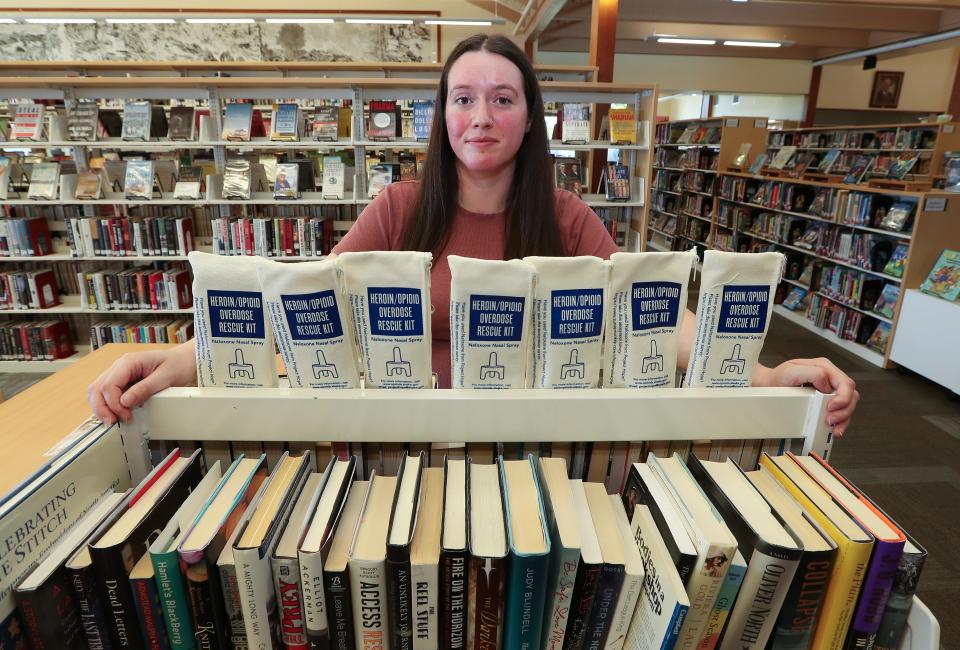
[
  {"x1": 0, "y1": 18, "x2": 17, "y2": 23},
  {"x1": 25, "y1": 18, "x2": 96, "y2": 24},
  {"x1": 345, "y1": 18, "x2": 413, "y2": 25},
  {"x1": 723, "y1": 40, "x2": 782, "y2": 47},
  {"x1": 185, "y1": 18, "x2": 255, "y2": 24},
  {"x1": 424, "y1": 19, "x2": 493, "y2": 26},
  {"x1": 106, "y1": 18, "x2": 176, "y2": 24},
  {"x1": 265, "y1": 18, "x2": 336, "y2": 24},
  {"x1": 657, "y1": 37, "x2": 716, "y2": 45}
]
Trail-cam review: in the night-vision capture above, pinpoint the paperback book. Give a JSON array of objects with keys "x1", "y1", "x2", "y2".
[
  {"x1": 882, "y1": 242, "x2": 909, "y2": 278},
  {"x1": 873, "y1": 284, "x2": 900, "y2": 319},
  {"x1": 413, "y1": 100, "x2": 434, "y2": 141},
  {"x1": 322, "y1": 155, "x2": 345, "y2": 199},
  {"x1": 12, "y1": 103, "x2": 44, "y2": 141},
  {"x1": 608, "y1": 107, "x2": 636, "y2": 145},
  {"x1": 174, "y1": 165, "x2": 203, "y2": 200},
  {"x1": 27, "y1": 162, "x2": 59, "y2": 201},
  {"x1": 818, "y1": 149, "x2": 841, "y2": 174},
  {"x1": 731, "y1": 143, "x2": 751, "y2": 169},
  {"x1": 562, "y1": 103, "x2": 591, "y2": 144},
  {"x1": 748, "y1": 154, "x2": 768, "y2": 175},
  {"x1": 555, "y1": 160, "x2": 582, "y2": 195},
  {"x1": 74, "y1": 169, "x2": 103, "y2": 200},
  {"x1": 168, "y1": 106, "x2": 195, "y2": 140},
  {"x1": 122, "y1": 100, "x2": 152, "y2": 141},
  {"x1": 919, "y1": 249, "x2": 960, "y2": 301},
  {"x1": 368, "y1": 100, "x2": 399, "y2": 140},
  {"x1": 223, "y1": 159, "x2": 252, "y2": 200},
  {"x1": 312, "y1": 106, "x2": 339, "y2": 141},
  {"x1": 222, "y1": 103, "x2": 254, "y2": 141},
  {"x1": 66, "y1": 99, "x2": 99, "y2": 141},
  {"x1": 770, "y1": 146, "x2": 797, "y2": 170},
  {"x1": 844, "y1": 155, "x2": 875, "y2": 184},
  {"x1": 271, "y1": 103, "x2": 299, "y2": 141},
  {"x1": 604, "y1": 162, "x2": 631, "y2": 201},
  {"x1": 274, "y1": 163, "x2": 300, "y2": 200},
  {"x1": 125, "y1": 160, "x2": 155, "y2": 200}
]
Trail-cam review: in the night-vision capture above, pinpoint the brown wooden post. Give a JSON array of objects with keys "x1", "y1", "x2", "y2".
[
  {"x1": 589, "y1": 0, "x2": 618, "y2": 192},
  {"x1": 803, "y1": 65, "x2": 822, "y2": 127},
  {"x1": 525, "y1": 36, "x2": 535, "y2": 61},
  {"x1": 948, "y1": 56, "x2": 960, "y2": 119}
]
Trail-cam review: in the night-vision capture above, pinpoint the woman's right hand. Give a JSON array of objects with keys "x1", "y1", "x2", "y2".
[{"x1": 87, "y1": 341, "x2": 197, "y2": 424}]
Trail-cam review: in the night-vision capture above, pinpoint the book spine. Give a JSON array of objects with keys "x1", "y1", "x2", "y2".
[
  {"x1": 299, "y1": 551, "x2": 331, "y2": 648},
  {"x1": 350, "y1": 557, "x2": 390, "y2": 650},
  {"x1": 324, "y1": 567, "x2": 355, "y2": 650},
  {"x1": 563, "y1": 561, "x2": 601, "y2": 650},
  {"x1": 873, "y1": 549, "x2": 926, "y2": 650},
  {"x1": 16, "y1": 574, "x2": 85, "y2": 649},
  {"x1": 235, "y1": 545, "x2": 281, "y2": 650},
  {"x1": 769, "y1": 550, "x2": 834, "y2": 650},
  {"x1": 504, "y1": 552, "x2": 550, "y2": 650},
  {"x1": 68, "y1": 563, "x2": 116, "y2": 650},
  {"x1": 541, "y1": 545, "x2": 579, "y2": 650},
  {"x1": 582, "y1": 563, "x2": 625, "y2": 650},
  {"x1": 90, "y1": 546, "x2": 146, "y2": 650},
  {"x1": 467, "y1": 554, "x2": 505, "y2": 650},
  {"x1": 439, "y1": 549, "x2": 468, "y2": 650},
  {"x1": 387, "y1": 546, "x2": 413, "y2": 650},
  {"x1": 718, "y1": 548, "x2": 800, "y2": 650},
  {"x1": 410, "y1": 559, "x2": 439, "y2": 650},
  {"x1": 273, "y1": 556, "x2": 309, "y2": 650},
  {"x1": 606, "y1": 567, "x2": 644, "y2": 650},
  {"x1": 218, "y1": 563, "x2": 250, "y2": 650},
  {"x1": 130, "y1": 575, "x2": 169, "y2": 650},
  {"x1": 185, "y1": 559, "x2": 223, "y2": 650},
  {"x1": 150, "y1": 550, "x2": 194, "y2": 650},
  {"x1": 844, "y1": 540, "x2": 904, "y2": 650},
  {"x1": 697, "y1": 555, "x2": 745, "y2": 650}
]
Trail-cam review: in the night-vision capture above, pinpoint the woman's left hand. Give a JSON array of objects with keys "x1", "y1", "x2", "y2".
[{"x1": 754, "y1": 358, "x2": 860, "y2": 437}]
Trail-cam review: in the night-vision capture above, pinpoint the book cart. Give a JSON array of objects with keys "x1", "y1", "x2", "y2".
[
  {"x1": 0, "y1": 74, "x2": 655, "y2": 372},
  {"x1": 116, "y1": 384, "x2": 940, "y2": 649}
]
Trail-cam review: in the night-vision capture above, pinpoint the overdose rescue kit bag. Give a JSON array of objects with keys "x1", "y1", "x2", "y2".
[
  {"x1": 449, "y1": 255, "x2": 535, "y2": 389},
  {"x1": 256, "y1": 257, "x2": 361, "y2": 389},
  {"x1": 190, "y1": 251, "x2": 278, "y2": 388},
  {"x1": 336, "y1": 251, "x2": 433, "y2": 388},
  {"x1": 603, "y1": 250, "x2": 697, "y2": 388},
  {"x1": 685, "y1": 250, "x2": 784, "y2": 388},
  {"x1": 524, "y1": 255, "x2": 609, "y2": 388}
]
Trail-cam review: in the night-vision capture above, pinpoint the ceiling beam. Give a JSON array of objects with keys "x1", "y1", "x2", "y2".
[
  {"x1": 554, "y1": 0, "x2": 942, "y2": 33},
  {"x1": 464, "y1": 0, "x2": 523, "y2": 24},
  {"x1": 538, "y1": 36, "x2": 820, "y2": 59},
  {"x1": 517, "y1": 0, "x2": 570, "y2": 39}
]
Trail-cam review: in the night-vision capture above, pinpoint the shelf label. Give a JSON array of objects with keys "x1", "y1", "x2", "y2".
[
  {"x1": 725, "y1": 118, "x2": 740, "y2": 128},
  {"x1": 754, "y1": 119, "x2": 768, "y2": 128},
  {"x1": 924, "y1": 197, "x2": 947, "y2": 212},
  {"x1": 944, "y1": 124, "x2": 956, "y2": 133}
]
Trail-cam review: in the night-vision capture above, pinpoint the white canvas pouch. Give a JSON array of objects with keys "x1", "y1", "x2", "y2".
[
  {"x1": 255, "y1": 257, "x2": 361, "y2": 389},
  {"x1": 603, "y1": 250, "x2": 698, "y2": 388},
  {"x1": 685, "y1": 250, "x2": 784, "y2": 388},
  {"x1": 449, "y1": 255, "x2": 535, "y2": 389},
  {"x1": 336, "y1": 251, "x2": 433, "y2": 388},
  {"x1": 524, "y1": 256, "x2": 609, "y2": 388},
  {"x1": 189, "y1": 251, "x2": 277, "y2": 388}
]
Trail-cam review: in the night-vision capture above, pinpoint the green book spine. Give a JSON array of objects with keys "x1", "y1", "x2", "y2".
[{"x1": 151, "y1": 548, "x2": 196, "y2": 650}]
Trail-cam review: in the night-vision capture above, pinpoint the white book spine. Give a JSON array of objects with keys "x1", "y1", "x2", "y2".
[
  {"x1": 411, "y1": 559, "x2": 439, "y2": 650},
  {"x1": 298, "y1": 550, "x2": 330, "y2": 642},
  {"x1": 350, "y1": 557, "x2": 391, "y2": 650},
  {"x1": 235, "y1": 545, "x2": 278, "y2": 650},
  {"x1": 606, "y1": 569, "x2": 644, "y2": 650},
  {"x1": 272, "y1": 556, "x2": 308, "y2": 648},
  {"x1": 542, "y1": 545, "x2": 579, "y2": 650},
  {"x1": 718, "y1": 551, "x2": 798, "y2": 650}
]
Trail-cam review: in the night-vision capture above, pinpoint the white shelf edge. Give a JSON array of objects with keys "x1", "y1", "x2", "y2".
[
  {"x1": 0, "y1": 345, "x2": 90, "y2": 372},
  {"x1": 773, "y1": 304, "x2": 885, "y2": 367}
]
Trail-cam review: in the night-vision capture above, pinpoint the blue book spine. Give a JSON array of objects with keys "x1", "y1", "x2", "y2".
[
  {"x1": 663, "y1": 605, "x2": 689, "y2": 650},
  {"x1": 504, "y1": 551, "x2": 550, "y2": 650}
]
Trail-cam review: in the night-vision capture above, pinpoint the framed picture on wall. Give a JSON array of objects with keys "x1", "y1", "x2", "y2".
[{"x1": 870, "y1": 71, "x2": 904, "y2": 109}]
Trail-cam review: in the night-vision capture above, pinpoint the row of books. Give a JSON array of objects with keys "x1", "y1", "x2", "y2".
[
  {"x1": 553, "y1": 160, "x2": 633, "y2": 201},
  {"x1": 90, "y1": 318, "x2": 194, "y2": 350},
  {"x1": 0, "y1": 268, "x2": 60, "y2": 310},
  {"x1": 769, "y1": 125, "x2": 938, "y2": 151},
  {"x1": 762, "y1": 145, "x2": 928, "y2": 182},
  {"x1": 64, "y1": 215, "x2": 196, "y2": 258},
  {"x1": 222, "y1": 157, "x2": 348, "y2": 200},
  {"x1": 654, "y1": 122, "x2": 722, "y2": 146},
  {"x1": 77, "y1": 265, "x2": 192, "y2": 312},
  {"x1": 807, "y1": 292, "x2": 893, "y2": 350},
  {"x1": 0, "y1": 318, "x2": 74, "y2": 360},
  {"x1": 655, "y1": 147, "x2": 720, "y2": 171},
  {"x1": 211, "y1": 215, "x2": 336, "y2": 258},
  {"x1": 556, "y1": 104, "x2": 639, "y2": 145},
  {"x1": 13, "y1": 444, "x2": 925, "y2": 650},
  {"x1": 0, "y1": 215, "x2": 53, "y2": 256}
]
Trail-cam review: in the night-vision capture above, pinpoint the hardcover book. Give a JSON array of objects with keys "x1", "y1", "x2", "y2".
[
  {"x1": 167, "y1": 106, "x2": 195, "y2": 140},
  {"x1": 887, "y1": 152, "x2": 919, "y2": 180},
  {"x1": 555, "y1": 160, "x2": 582, "y2": 196},
  {"x1": 322, "y1": 156, "x2": 346, "y2": 199},
  {"x1": 537, "y1": 457, "x2": 581, "y2": 650},
  {"x1": 919, "y1": 249, "x2": 960, "y2": 301},
  {"x1": 271, "y1": 103, "x2": 300, "y2": 141},
  {"x1": 500, "y1": 456, "x2": 550, "y2": 650},
  {"x1": 174, "y1": 165, "x2": 203, "y2": 200},
  {"x1": 818, "y1": 149, "x2": 842, "y2": 174},
  {"x1": 125, "y1": 160, "x2": 155, "y2": 200},
  {"x1": 367, "y1": 162, "x2": 392, "y2": 198},
  {"x1": 562, "y1": 103, "x2": 591, "y2": 144},
  {"x1": 413, "y1": 100, "x2": 434, "y2": 141},
  {"x1": 368, "y1": 100, "x2": 399, "y2": 140},
  {"x1": 843, "y1": 155, "x2": 875, "y2": 184},
  {"x1": 410, "y1": 467, "x2": 444, "y2": 650},
  {"x1": 882, "y1": 243, "x2": 909, "y2": 278},
  {"x1": 387, "y1": 453, "x2": 425, "y2": 650},
  {"x1": 148, "y1": 462, "x2": 225, "y2": 650},
  {"x1": 731, "y1": 143, "x2": 751, "y2": 169},
  {"x1": 873, "y1": 283, "x2": 900, "y2": 319},
  {"x1": 440, "y1": 458, "x2": 468, "y2": 650},
  {"x1": 944, "y1": 155, "x2": 960, "y2": 192},
  {"x1": 312, "y1": 106, "x2": 339, "y2": 141},
  {"x1": 770, "y1": 146, "x2": 797, "y2": 171},
  {"x1": 608, "y1": 107, "x2": 636, "y2": 145},
  {"x1": 27, "y1": 162, "x2": 60, "y2": 201},
  {"x1": 324, "y1": 477, "x2": 369, "y2": 650},
  {"x1": 349, "y1": 473, "x2": 399, "y2": 650},
  {"x1": 606, "y1": 494, "x2": 645, "y2": 650},
  {"x1": 222, "y1": 103, "x2": 254, "y2": 141},
  {"x1": 467, "y1": 462, "x2": 508, "y2": 650},
  {"x1": 564, "y1": 479, "x2": 603, "y2": 649},
  {"x1": 605, "y1": 162, "x2": 631, "y2": 201},
  {"x1": 879, "y1": 201, "x2": 915, "y2": 232},
  {"x1": 748, "y1": 154, "x2": 768, "y2": 175},
  {"x1": 12, "y1": 103, "x2": 44, "y2": 140},
  {"x1": 75, "y1": 169, "x2": 104, "y2": 200},
  {"x1": 582, "y1": 483, "x2": 626, "y2": 650},
  {"x1": 274, "y1": 163, "x2": 300, "y2": 200},
  {"x1": 223, "y1": 159, "x2": 252, "y2": 200},
  {"x1": 121, "y1": 100, "x2": 152, "y2": 141},
  {"x1": 67, "y1": 99, "x2": 99, "y2": 141}
]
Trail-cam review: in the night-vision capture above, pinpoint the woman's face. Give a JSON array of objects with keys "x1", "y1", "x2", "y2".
[{"x1": 445, "y1": 49, "x2": 530, "y2": 177}]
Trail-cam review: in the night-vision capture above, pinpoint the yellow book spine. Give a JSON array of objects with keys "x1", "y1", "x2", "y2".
[{"x1": 759, "y1": 455, "x2": 872, "y2": 650}]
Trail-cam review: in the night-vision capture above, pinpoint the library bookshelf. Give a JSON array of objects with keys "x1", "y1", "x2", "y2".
[
  {"x1": 650, "y1": 115, "x2": 768, "y2": 255},
  {"x1": 766, "y1": 121, "x2": 960, "y2": 181},
  {"x1": 0, "y1": 72, "x2": 657, "y2": 371},
  {"x1": 114, "y1": 384, "x2": 937, "y2": 650}
]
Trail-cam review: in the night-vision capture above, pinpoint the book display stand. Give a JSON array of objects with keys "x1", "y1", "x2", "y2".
[{"x1": 113, "y1": 384, "x2": 939, "y2": 650}]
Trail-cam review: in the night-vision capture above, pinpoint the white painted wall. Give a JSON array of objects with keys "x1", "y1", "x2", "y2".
[
  {"x1": 712, "y1": 94, "x2": 805, "y2": 121},
  {"x1": 657, "y1": 93, "x2": 704, "y2": 120}
]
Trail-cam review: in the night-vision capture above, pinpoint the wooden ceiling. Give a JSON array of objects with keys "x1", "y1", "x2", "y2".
[{"x1": 480, "y1": 0, "x2": 960, "y2": 60}]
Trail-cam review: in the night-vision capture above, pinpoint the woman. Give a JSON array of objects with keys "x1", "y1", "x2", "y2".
[{"x1": 88, "y1": 34, "x2": 859, "y2": 434}]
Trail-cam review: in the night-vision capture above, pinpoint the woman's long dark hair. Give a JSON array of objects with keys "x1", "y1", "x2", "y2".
[{"x1": 399, "y1": 34, "x2": 564, "y2": 259}]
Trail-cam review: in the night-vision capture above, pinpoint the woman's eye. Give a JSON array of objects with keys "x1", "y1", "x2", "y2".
[
  {"x1": 494, "y1": 96, "x2": 513, "y2": 105},
  {"x1": 453, "y1": 95, "x2": 471, "y2": 105}
]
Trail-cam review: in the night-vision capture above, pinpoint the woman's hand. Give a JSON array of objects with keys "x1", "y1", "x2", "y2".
[
  {"x1": 753, "y1": 357, "x2": 860, "y2": 437},
  {"x1": 88, "y1": 341, "x2": 197, "y2": 424}
]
